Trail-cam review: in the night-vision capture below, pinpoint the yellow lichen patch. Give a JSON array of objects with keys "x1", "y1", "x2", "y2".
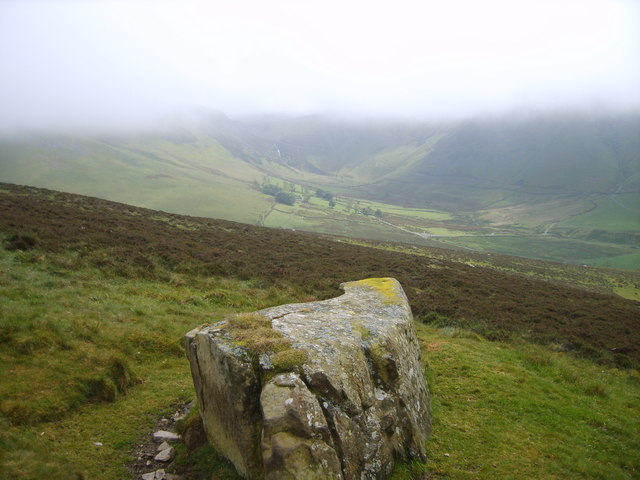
[
  {"x1": 353, "y1": 278, "x2": 402, "y2": 305},
  {"x1": 353, "y1": 322, "x2": 373, "y2": 341}
]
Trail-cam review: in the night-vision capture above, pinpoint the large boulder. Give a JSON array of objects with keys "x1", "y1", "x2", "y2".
[{"x1": 184, "y1": 278, "x2": 431, "y2": 479}]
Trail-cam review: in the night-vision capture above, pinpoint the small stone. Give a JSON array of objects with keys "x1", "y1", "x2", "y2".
[
  {"x1": 152, "y1": 430, "x2": 181, "y2": 443},
  {"x1": 172, "y1": 410, "x2": 184, "y2": 421},
  {"x1": 160, "y1": 418, "x2": 168, "y2": 424},
  {"x1": 93, "y1": 442, "x2": 103, "y2": 446},
  {"x1": 157, "y1": 441, "x2": 171, "y2": 452},
  {"x1": 444, "y1": 453, "x2": 450, "y2": 457},
  {"x1": 146, "y1": 460, "x2": 151, "y2": 466},
  {"x1": 154, "y1": 446, "x2": 176, "y2": 463},
  {"x1": 142, "y1": 470, "x2": 167, "y2": 480},
  {"x1": 183, "y1": 400, "x2": 195, "y2": 414}
]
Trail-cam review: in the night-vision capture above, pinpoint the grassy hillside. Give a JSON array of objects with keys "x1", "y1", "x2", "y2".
[
  {"x1": 356, "y1": 113, "x2": 640, "y2": 207},
  {"x1": 0, "y1": 132, "x2": 270, "y2": 224},
  {"x1": 0, "y1": 184, "x2": 639, "y2": 479},
  {"x1": 1, "y1": 112, "x2": 638, "y2": 269}
]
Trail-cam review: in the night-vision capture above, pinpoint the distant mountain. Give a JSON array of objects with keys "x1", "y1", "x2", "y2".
[
  {"x1": 361, "y1": 113, "x2": 640, "y2": 210},
  {"x1": 211, "y1": 111, "x2": 640, "y2": 211}
]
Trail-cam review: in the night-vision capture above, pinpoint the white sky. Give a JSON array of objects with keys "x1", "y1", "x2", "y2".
[{"x1": 0, "y1": 0, "x2": 639, "y2": 130}]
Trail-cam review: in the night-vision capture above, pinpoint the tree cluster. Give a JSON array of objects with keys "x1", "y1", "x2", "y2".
[
  {"x1": 360, "y1": 207, "x2": 383, "y2": 218},
  {"x1": 315, "y1": 188, "x2": 334, "y2": 201},
  {"x1": 262, "y1": 183, "x2": 295, "y2": 205}
]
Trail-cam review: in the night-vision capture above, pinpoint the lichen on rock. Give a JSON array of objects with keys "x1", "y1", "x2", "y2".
[{"x1": 184, "y1": 277, "x2": 431, "y2": 479}]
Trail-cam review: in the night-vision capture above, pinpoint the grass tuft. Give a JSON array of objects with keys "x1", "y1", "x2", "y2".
[
  {"x1": 2, "y1": 233, "x2": 38, "y2": 251},
  {"x1": 271, "y1": 348, "x2": 308, "y2": 372},
  {"x1": 223, "y1": 312, "x2": 291, "y2": 354},
  {"x1": 583, "y1": 383, "x2": 608, "y2": 398}
]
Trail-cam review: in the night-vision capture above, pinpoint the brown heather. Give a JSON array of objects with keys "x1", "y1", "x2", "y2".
[{"x1": 1, "y1": 182, "x2": 638, "y2": 369}]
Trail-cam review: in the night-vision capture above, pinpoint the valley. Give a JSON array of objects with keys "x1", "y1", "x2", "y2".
[{"x1": 1, "y1": 111, "x2": 638, "y2": 269}]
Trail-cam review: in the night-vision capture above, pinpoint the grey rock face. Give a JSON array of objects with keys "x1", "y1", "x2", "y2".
[{"x1": 184, "y1": 278, "x2": 431, "y2": 480}]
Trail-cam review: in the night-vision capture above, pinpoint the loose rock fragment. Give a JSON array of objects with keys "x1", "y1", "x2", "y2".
[
  {"x1": 141, "y1": 469, "x2": 165, "y2": 480},
  {"x1": 154, "y1": 446, "x2": 176, "y2": 463},
  {"x1": 156, "y1": 441, "x2": 171, "y2": 452},
  {"x1": 152, "y1": 430, "x2": 181, "y2": 443}
]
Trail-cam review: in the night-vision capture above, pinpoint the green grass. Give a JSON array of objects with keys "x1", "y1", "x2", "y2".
[
  {"x1": 0, "y1": 248, "x2": 309, "y2": 478},
  {"x1": 0, "y1": 250, "x2": 304, "y2": 425},
  {"x1": 583, "y1": 253, "x2": 640, "y2": 271},
  {"x1": 355, "y1": 201, "x2": 454, "y2": 221},
  {"x1": 1, "y1": 183, "x2": 639, "y2": 478},
  {"x1": 419, "y1": 324, "x2": 640, "y2": 479},
  {"x1": 2, "y1": 245, "x2": 638, "y2": 479},
  {"x1": 433, "y1": 234, "x2": 639, "y2": 268},
  {"x1": 0, "y1": 135, "x2": 271, "y2": 224},
  {"x1": 0, "y1": 357, "x2": 195, "y2": 480},
  {"x1": 562, "y1": 194, "x2": 640, "y2": 232},
  {"x1": 263, "y1": 206, "x2": 316, "y2": 230},
  {"x1": 2, "y1": 249, "x2": 638, "y2": 480}
]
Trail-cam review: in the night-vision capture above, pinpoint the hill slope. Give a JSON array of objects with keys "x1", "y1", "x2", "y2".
[
  {"x1": 359, "y1": 112, "x2": 640, "y2": 209},
  {"x1": 0, "y1": 132, "x2": 268, "y2": 223},
  {"x1": 1, "y1": 184, "x2": 639, "y2": 479},
  {"x1": 1, "y1": 182, "x2": 638, "y2": 366}
]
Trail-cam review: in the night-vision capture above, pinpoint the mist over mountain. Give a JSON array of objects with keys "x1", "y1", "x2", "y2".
[
  {"x1": 1, "y1": 1, "x2": 639, "y2": 132},
  {"x1": 185, "y1": 110, "x2": 640, "y2": 209},
  {"x1": 1, "y1": 109, "x2": 638, "y2": 270}
]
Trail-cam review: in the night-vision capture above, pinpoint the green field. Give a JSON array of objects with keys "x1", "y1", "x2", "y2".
[
  {"x1": 431, "y1": 235, "x2": 640, "y2": 269},
  {"x1": 561, "y1": 193, "x2": 640, "y2": 232},
  {"x1": 584, "y1": 253, "x2": 640, "y2": 271}
]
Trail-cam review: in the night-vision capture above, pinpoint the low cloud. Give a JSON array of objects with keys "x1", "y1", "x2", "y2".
[{"x1": 1, "y1": 0, "x2": 638, "y2": 131}]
